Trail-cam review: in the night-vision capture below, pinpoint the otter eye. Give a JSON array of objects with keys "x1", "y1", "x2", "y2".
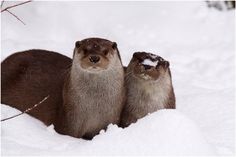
[
  {"x1": 83, "y1": 49, "x2": 89, "y2": 55},
  {"x1": 103, "y1": 49, "x2": 109, "y2": 55},
  {"x1": 138, "y1": 58, "x2": 144, "y2": 63}
]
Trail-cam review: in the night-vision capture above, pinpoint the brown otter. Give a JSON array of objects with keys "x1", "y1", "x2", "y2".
[
  {"x1": 54, "y1": 38, "x2": 125, "y2": 139},
  {"x1": 1, "y1": 38, "x2": 125, "y2": 140},
  {"x1": 120, "y1": 52, "x2": 175, "y2": 128},
  {"x1": 1, "y1": 49, "x2": 72, "y2": 125}
]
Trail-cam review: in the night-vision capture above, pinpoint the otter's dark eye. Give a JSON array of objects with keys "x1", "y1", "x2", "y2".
[
  {"x1": 103, "y1": 49, "x2": 109, "y2": 55},
  {"x1": 138, "y1": 58, "x2": 144, "y2": 63},
  {"x1": 83, "y1": 49, "x2": 89, "y2": 55}
]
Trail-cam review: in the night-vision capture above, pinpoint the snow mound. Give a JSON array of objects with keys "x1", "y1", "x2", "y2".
[{"x1": 1, "y1": 105, "x2": 215, "y2": 155}]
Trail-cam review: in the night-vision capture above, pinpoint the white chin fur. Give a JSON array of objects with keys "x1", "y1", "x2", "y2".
[{"x1": 83, "y1": 67, "x2": 105, "y2": 73}]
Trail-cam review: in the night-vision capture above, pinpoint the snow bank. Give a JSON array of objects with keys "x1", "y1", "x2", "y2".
[{"x1": 1, "y1": 105, "x2": 215, "y2": 155}]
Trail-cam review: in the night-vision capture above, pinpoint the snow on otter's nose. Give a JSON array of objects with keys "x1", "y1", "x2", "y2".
[{"x1": 142, "y1": 59, "x2": 159, "y2": 67}]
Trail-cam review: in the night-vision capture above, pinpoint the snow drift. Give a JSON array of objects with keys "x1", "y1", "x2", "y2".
[{"x1": 1, "y1": 105, "x2": 215, "y2": 155}]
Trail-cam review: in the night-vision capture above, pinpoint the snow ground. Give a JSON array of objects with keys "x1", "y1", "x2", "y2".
[{"x1": 1, "y1": 1, "x2": 235, "y2": 156}]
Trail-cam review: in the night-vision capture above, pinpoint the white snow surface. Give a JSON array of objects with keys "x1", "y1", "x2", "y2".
[
  {"x1": 142, "y1": 58, "x2": 158, "y2": 66},
  {"x1": 1, "y1": 1, "x2": 235, "y2": 156}
]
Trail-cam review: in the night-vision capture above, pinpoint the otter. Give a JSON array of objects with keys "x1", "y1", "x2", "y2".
[
  {"x1": 1, "y1": 38, "x2": 125, "y2": 140},
  {"x1": 54, "y1": 38, "x2": 125, "y2": 139},
  {"x1": 1, "y1": 49, "x2": 72, "y2": 125},
  {"x1": 120, "y1": 52, "x2": 175, "y2": 128}
]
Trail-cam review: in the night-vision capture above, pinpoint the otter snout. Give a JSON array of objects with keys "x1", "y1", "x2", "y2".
[
  {"x1": 89, "y1": 55, "x2": 100, "y2": 63},
  {"x1": 143, "y1": 64, "x2": 152, "y2": 70}
]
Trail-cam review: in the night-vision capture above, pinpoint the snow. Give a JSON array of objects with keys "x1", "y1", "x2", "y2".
[
  {"x1": 1, "y1": 105, "x2": 216, "y2": 155},
  {"x1": 1, "y1": 1, "x2": 235, "y2": 156},
  {"x1": 142, "y1": 58, "x2": 158, "y2": 66}
]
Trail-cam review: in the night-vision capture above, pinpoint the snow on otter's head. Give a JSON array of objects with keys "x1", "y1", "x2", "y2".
[
  {"x1": 129, "y1": 52, "x2": 169, "y2": 81},
  {"x1": 142, "y1": 56, "x2": 159, "y2": 67}
]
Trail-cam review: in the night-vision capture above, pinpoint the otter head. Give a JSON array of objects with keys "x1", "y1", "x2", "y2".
[
  {"x1": 129, "y1": 52, "x2": 169, "y2": 81},
  {"x1": 73, "y1": 38, "x2": 120, "y2": 72}
]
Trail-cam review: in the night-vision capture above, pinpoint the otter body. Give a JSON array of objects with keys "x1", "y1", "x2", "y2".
[
  {"x1": 1, "y1": 38, "x2": 125, "y2": 139},
  {"x1": 120, "y1": 52, "x2": 175, "y2": 128},
  {"x1": 1, "y1": 49, "x2": 72, "y2": 125},
  {"x1": 55, "y1": 38, "x2": 125, "y2": 139}
]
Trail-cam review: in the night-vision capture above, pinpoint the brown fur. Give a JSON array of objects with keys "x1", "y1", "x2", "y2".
[
  {"x1": 1, "y1": 49, "x2": 72, "y2": 125},
  {"x1": 54, "y1": 38, "x2": 125, "y2": 139},
  {"x1": 120, "y1": 52, "x2": 175, "y2": 128}
]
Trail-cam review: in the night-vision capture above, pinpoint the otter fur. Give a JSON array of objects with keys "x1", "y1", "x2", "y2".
[
  {"x1": 55, "y1": 38, "x2": 125, "y2": 139},
  {"x1": 1, "y1": 49, "x2": 72, "y2": 125},
  {"x1": 120, "y1": 52, "x2": 175, "y2": 128}
]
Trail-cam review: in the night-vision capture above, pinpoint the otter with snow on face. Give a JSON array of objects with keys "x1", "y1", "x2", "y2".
[
  {"x1": 120, "y1": 52, "x2": 175, "y2": 128},
  {"x1": 55, "y1": 38, "x2": 125, "y2": 139}
]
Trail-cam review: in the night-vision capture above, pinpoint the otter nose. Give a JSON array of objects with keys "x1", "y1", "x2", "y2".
[
  {"x1": 143, "y1": 64, "x2": 152, "y2": 70},
  {"x1": 89, "y1": 55, "x2": 100, "y2": 63}
]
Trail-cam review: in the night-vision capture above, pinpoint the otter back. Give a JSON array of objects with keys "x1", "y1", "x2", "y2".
[{"x1": 1, "y1": 49, "x2": 72, "y2": 125}]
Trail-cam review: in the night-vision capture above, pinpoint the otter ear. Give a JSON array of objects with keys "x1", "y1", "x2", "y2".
[
  {"x1": 133, "y1": 52, "x2": 140, "y2": 58},
  {"x1": 160, "y1": 60, "x2": 169, "y2": 69},
  {"x1": 75, "y1": 41, "x2": 81, "y2": 48},
  {"x1": 133, "y1": 52, "x2": 139, "y2": 58},
  {"x1": 112, "y1": 42, "x2": 117, "y2": 49}
]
